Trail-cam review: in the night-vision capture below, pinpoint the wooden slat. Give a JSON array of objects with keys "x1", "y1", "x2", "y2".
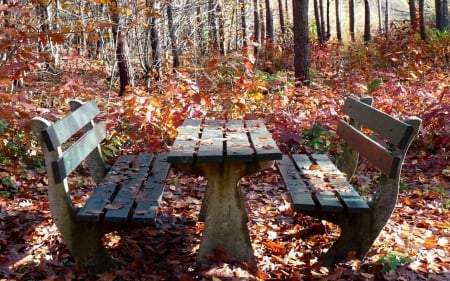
[
  {"x1": 312, "y1": 155, "x2": 370, "y2": 213},
  {"x1": 76, "y1": 155, "x2": 135, "y2": 222},
  {"x1": 43, "y1": 100, "x2": 100, "y2": 151},
  {"x1": 103, "y1": 153, "x2": 154, "y2": 223},
  {"x1": 246, "y1": 119, "x2": 282, "y2": 160},
  {"x1": 167, "y1": 119, "x2": 202, "y2": 163},
  {"x1": 295, "y1": 155, "x2": 343, "y2": 212},
  {"x1": 52, "y1": 122, "x2": 106, "y2": 183},
  {"x1": 197, "y1": 120, "x2": 224, "y2": 162},
  {"x1": 132, "y1": 153, "x2": 171, "y2": 225},
  {"x1": 276, "y1": 155, "x2": 316, "y2": 211},
  {"x1": 337, "y1": 120, "x2": 400, "y2": 178},
  {"x1": 342, "y1": 96, "x2": 415, "y2": 149},
  {"x1": 225, "y1": 120, "x2": 254, "y2": 161}
]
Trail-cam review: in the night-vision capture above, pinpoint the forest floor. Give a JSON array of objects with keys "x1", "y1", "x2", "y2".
[{"x1": 1, "y1": 34, "x2": 450, "y2": 280}]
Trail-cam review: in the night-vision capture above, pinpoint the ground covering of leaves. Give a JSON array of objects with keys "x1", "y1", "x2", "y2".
[{"x1": 1, "y1": 29, "x2": 450, "y2": 280}]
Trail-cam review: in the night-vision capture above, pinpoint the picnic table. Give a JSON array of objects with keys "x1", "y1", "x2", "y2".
[{"x1": 167, "y1": 119, "x2": 282, "y2": 265}]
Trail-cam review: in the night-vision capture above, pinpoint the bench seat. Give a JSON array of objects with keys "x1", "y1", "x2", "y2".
[
  {"x1": 277, "y1": 154, "x2": 370, "y2": 213},
  {"x1": 76, "y1": 153, "x2": 170, "y2": 225}
]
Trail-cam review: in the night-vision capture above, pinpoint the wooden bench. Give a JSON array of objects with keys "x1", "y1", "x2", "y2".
[
  {"x1": 31, "y1": 100, "x2": 171, "y2": 274},
  {"x1": 276, "y1": 96, "x2": 421, "y2": 269}
]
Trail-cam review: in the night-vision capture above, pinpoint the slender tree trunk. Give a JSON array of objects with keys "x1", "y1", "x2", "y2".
[
  {"x1": 377, "y1": 0, "x2": 382, "y2": 33},
  {"x1": 436, "y1": 0, "x2": 449, "y2": 30},
  {"x1": 418, "y1": 0, "x2": 426, "y2": 40},
  {"x1": 349, "y1": 0, "x2": 355, "y2": 41},
  {"x1": 409, "y1": 0, "x2": 417, "y2": 30},
  {"x1": 208, "y1": 0, "x2": 218, "y2": 51},
  {"x1": 265, "y1": 0, "x2": 274, "y2": 43},
  {"x1": 335, "y1": 0, "x2": 342, "y2": 41},
  {"x1": 319, "y1": 0, "x2": 326, "y2": 41},
  {"x1": 253, "y1": 0, "x2": 260, "y2": 56},
  {"x1": 313, "y1": 0, "x2": 323, "y2": 43},
  {"x1": 166, "y1": 2, "x2": 180, "y2": 68},
  {"x1": 110, "y1": 0, "x2": 134, "y2": 95},
  {"x1": 326, "y1": 0, "x2": 331, "y2": 40},
  {"x1": 278, "y1": 0, "x2": 286, "y2": 35},
  {"x1": 240, "y1": 0, "x2": 247, "y2": 47},
  {"x1": 197, "y1": 5, "x2": 205, "y2": 55},
  {"x1": 364, "y1": 0, "x2": 371, "y2": 41},
  {"x1": 384, "y1": 0, "x2": 389, "y2": 35},
  {"x1": 293, "y1": 0, "x2": 310, "y2": 85},
  {"x1": 217, "y1": 3, "x2": 226, "y2": 54}
]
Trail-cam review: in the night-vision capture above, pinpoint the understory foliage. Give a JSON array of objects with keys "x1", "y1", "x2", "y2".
[{"x1": 1, "y1": 24, "x2": 449, "y2": 280}]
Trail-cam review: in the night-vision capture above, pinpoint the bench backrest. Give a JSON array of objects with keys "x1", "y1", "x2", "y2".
[
  {"x1": 31, "y1": 100, "x2": 108, "y2": 186},
  {"x1": 336, "y1": 96, "x2": 421, "y2": 179}
]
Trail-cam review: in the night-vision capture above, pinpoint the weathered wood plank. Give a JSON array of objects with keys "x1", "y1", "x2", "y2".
[
  {"x1": 312, "y1": 154, "x2": 370, "y2": 212},
  {"x1": 104, "y1": 153, "x2": 154, "y2": 223},
  {"x1": 293, "y1": 154, "x2": 343, "y2": 212},
  {"x1": 197, "y1": 120, "x2": 224, "y2": 162},
  {"x1": 276, "y1": 155, "x2": 316, "y2": 211},
  {"x1": 132, "y1": 153, "x2": 171, "y2": 225},
  {"x1": 43, "y1": 100, "x2": 100, "y2": 151},
  {"x1": 52, "y1": 122, "x2": 107, "y2": 183},
  {"x1": 246, "y1": 119, "x2": 282, "y2": 160},
  {"x1": 225, "y1": 120, "x2": 254, "y2": 161},
  {"x1": 167, "y1": 119, "x2": 202, "y2": 163},
  {"x1": 76, "y1": 155, "x2": 135, "y2": 222},
  {"x1": 337, "y1": 120, "x2": 400, "y2": 178},
  {"x1": 343, "y1": 96, "x2": 415, "y2": 149}
]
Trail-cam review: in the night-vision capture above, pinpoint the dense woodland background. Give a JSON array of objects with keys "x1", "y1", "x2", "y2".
[{"x1": 1, "y1": 0, "x2": 450, "y2": 280}]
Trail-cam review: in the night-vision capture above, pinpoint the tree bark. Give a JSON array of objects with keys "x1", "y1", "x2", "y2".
[
  {"x1": 166, "y1": 2, "x2": 180, "y2": 68},
  {"x1": 436, "y1": 0, "x2": 449, "y2": 30},
  {"x1": 384, "y1": 0, "x2": 389, "y2": 35},
  {"x1": 326, "y1": 0, "x2": 331, "y2": 40},
  {"x1": 364, "y1": 0, "x2": 371, "y2": 41},
  {"x1": 409, "y1": 0, "x2": 417, "y2": 30},
  {"x1": 313, "y1": 0, "x2": 323, "y2": 43},
  {"x1": 265, "y1": 0, "x2": 274, "y2": 43},
  {"x1": 111, "y1": 0, "x2": 134, "y2": 96},
  {"x1": 418, "y1": 0, "x2": 426, "y2": 40},
  {"x1": 335, "y1": 0, "x2": 342, "y2": 41},
  {"x1": 293, "y1": 0, "x2": 310, "y2": 85},
  {"x1": 278, "y1": 0, "x2": 286, "y2": 35},
  {"x1": 253, "y1": 0, "x2": 260, "y2": 56},
  {"x1": 240, "y1": 0, "x2": 248, "y2": 47},
  {"x1": 349, "y1": 0, "x2": 355, "y2": 41}
]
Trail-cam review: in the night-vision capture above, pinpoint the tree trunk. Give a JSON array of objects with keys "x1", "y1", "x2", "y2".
[
  {"x1": 313, "y1": 0, "x2": 323, "y2": 43},
  {"x1": 364, "y1": 0, "x2": 371, "y2": 41},
  {"x1": 240, "y1": 0, "x2": 247, "y2": 47},
  {"x1": 418, "y1": 0, "x2": 426, "y2": 40},
  {"x1": 319, "y1": 0, "x2": 326, "y2": 42},
  {"x1": 377, "y1": 0, "x2": 382, "y2": 33},
  {"x1": 265, "y1": 0, "x2": 274, "y2": 43},
  {"x1": 335, "y1": 0, "x2": 342, "y2": 41},
  {"x1": 409, "y1": 0, "x2": 417, "y2": 30},
  {"x1": 166, "y1": 2, "x2": 180, "y2": 69},
  {"x1": 326, "y1": 0, "x2": 331, "y2": 40},
  {"x1": 278, "y1": 0, "x2": 286, "y2": 35},
  {"x1": 208, "y1": 0, "x2": 219, "y2": 51},
  {"x1": 349, "y1": 0, "x2": 355, "y2": 41},
  {"x1": 253, "y1": 0, "x2": 260, "y2": 56},
  {"x1": 436, "y1": 0, "x2": 449, "y2": 30},
  {"x1": 293, "y1": 0, "x2": 310, "y2": 85},
  {"x1": 217, "y1": 3, "x2": 226, "y2": 54},
  {"x1": 384, "y1": 0, "x2": 389, "y2": 35},
  {"x1": 111, "y1": 0, "x2": 134, "y2": 96}
]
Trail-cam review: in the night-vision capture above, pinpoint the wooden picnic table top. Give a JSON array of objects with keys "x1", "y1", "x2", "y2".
[{"x1": 167, "y1": 119, "x2": 282, "y2": 163}]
